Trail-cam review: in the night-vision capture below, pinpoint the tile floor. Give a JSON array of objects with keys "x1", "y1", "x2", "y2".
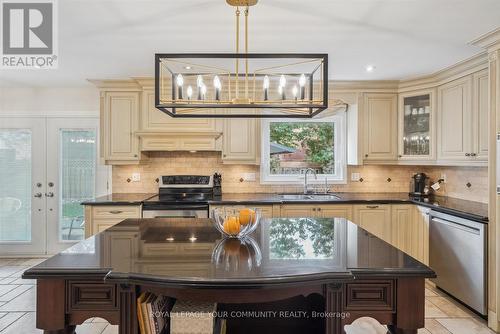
[{"x1": 0, "y1": 258, "x2": 495, "y2": 334}]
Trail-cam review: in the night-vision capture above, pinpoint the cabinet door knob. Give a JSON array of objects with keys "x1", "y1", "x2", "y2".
[
  {"x1": 465, "y1": 153, "x2": 471, "y2": 157},
  {"x1": 317, "y1": 208, "x2": 322, "y2": 211},
  {"x1": 365, "y1": 154, "x2": 369, "y2": 158},
  {"x1": 45, "y1": 192, "x2": 54, "y2": 198},
  {"x1": 470, "y1": 153, "x2": 477, "y2": 157},
  {"x1": 34, "y1": 193, "x2": 42, "y2": 198},
  {"x1": 312, "y1": 208, "x2": 317, "y2": 212}
]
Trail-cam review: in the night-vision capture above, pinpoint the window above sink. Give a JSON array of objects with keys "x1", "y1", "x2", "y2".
[{"x1": 260, "y1": 114, "x2": 347, "y2": 185}]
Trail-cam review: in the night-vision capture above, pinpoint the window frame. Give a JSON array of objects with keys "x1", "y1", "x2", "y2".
[{"x1": 260, "y1": 113, "x2": 347, "y2": 185}]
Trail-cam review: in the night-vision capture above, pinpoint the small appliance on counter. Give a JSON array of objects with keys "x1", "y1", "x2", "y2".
[
  {"x1": 409, "y1": 172, "x2": 430, "y2": 197},
  {"x1": 213, "y1": 172, "x2": 222, "y2": 196}
]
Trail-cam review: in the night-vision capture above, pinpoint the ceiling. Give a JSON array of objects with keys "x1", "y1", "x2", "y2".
[{"x1": 1, "y1": 0, "x2": 499, "y2": 88}]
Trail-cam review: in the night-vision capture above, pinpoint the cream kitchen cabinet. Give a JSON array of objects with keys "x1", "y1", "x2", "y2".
[
  {"x1": 278, "y1": 204, "x2": 314, "y2": 218},
  {"x1": 398, "y1": 89, "x2": 436, "y2": 161},
  {"x1": 391, "y1": 205, "x2": 414, "y2": 254},
  {"x1": 222, "y1": 118, "x2": 258, "y2": 164},
  {"x1": 353, "y1": 204, "x2": 392, "y2": 244},
  {"x1": 84, "y1": 205, "x2": 142, "y2": 238},
  {"x1": 363, "y1": 93, "x2": 398, "y2": 161},
  {"x1": 140, "y1": 89, "x2": 219, "y2": 133},
  {"x1": 413, "y1": 205, "x2": 430, "y2": 265},
  {"x1": 137, "y1": 89, "x2": 222, "y2": 152},
  {"x1": 278, "y1": 204, "x2": 352, "y2": 220},
  {"x1": 209, "y1": 205, "x2": 274, "y2": 219},
  {"x1": 472, "y1": 69, "x2": 489, "y2": 161},
  {"x1": 102, "y1": 91, "x2": 141, "y2": 164},
  {"x1": 438, "y1": 73, "x2": 488, "y2": 163},
  {"x1": 437, "y1": 76, "x2": 473, "y2": 161}
]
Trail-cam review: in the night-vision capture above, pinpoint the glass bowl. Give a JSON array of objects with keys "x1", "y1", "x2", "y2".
[
  {"x1": 212, "y1": 237, "x2": 262, "y2": 273},
  {"x1": 212, "y1": 207, "x2": 261, "y2": 238}
]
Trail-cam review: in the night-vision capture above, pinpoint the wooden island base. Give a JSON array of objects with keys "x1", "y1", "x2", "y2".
[{"x1": 36, "y1": 276, "x2": 424, "y2": 334}]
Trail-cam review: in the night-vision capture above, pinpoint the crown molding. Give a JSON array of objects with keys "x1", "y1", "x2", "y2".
[
  {"x1": 470, "y1": 27, "x2": 500, "y2": 52},
  {"x1": 88, "y1": 79, "x2": 141, "y2": 91}
]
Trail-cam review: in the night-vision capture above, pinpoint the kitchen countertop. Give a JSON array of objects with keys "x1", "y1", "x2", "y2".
[
  {"x1": 81, "y1": 192, "x2": 488, "y2": 223},
  {"x1": 24, "y1": 217, "x2": 435, "y2": 282},
  {"x1": 81, "y1": 193, "x2": 156, "y2": 205},
  {"x1": 210, "y1": 192, "x2": 489, "y2": 223}
]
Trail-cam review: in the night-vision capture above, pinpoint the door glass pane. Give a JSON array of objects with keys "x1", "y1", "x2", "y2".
[
  {"x1": 0, "y1": 130, "x2": 32, "y2": 242},
  {"x1": 403, "y1": 94, "x2": 431, "y2": 156},
  {"x1": 60, "y1": 130, "x2": 96, "y2": 241}
]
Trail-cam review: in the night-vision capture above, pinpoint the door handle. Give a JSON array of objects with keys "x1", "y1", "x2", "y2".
[
  {"x1": 45, "y1": 192, "x2": 54, "y2": 198},
  {"x1": 34, "y1": 193, "x2": 42, "y2": 198}
]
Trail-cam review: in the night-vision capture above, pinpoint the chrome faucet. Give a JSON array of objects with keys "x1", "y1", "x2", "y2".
[{"x1": 304, "y1": 168, "x2": 317, "y2": 194}]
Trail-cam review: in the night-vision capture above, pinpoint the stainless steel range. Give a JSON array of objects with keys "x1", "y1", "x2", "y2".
[{"x1": 142, "y1": 175, "x2": 214, "y2": 219}]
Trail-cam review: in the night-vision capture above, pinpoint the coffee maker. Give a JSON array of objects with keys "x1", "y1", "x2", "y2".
[{"x1": 409, "y1": 172, "x2": 430, "y2": 197}]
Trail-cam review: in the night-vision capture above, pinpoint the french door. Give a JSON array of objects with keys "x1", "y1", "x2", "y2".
[{"x1": 0, "y1": 117, "x2": 106, "y2": 255}]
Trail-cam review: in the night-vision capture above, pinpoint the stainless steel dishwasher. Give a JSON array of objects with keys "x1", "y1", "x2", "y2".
[{"x1": 429, "y1": 210, "x2": 487, "y2": 315}]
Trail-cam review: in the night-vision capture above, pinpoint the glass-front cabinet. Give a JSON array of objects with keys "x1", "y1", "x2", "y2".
[{"x1": 398, "y1": 89, "x2": 436, "y2": 161}]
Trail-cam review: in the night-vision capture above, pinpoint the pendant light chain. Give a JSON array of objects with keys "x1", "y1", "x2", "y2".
[
  {"x1": 235, "y1": 7, "x2": 240, "y2": 98},
  {"x1": 244, "y1": 6, "x2": 249, "y2": 99}
]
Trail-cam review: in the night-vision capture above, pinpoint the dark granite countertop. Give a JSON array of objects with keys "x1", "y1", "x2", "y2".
[
  {"x1": 23, "y1": 218, "x2": 435, "y2": 285},
  {"x1": 81, "y1": 193, "x2": 156, "y2": 205},
  {"x1": 82, "y1": 192, "x2": 488, "y2": 223},
  {"x1": 210, "y1": 193, "x2": 488, "y2": 223}
]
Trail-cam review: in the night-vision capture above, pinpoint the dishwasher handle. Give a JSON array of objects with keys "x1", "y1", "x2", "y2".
[{"x1": 431, "y1": 217, "x2": 481, "y2": 235}]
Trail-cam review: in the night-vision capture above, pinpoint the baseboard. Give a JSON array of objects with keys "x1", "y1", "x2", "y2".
[{"x1": 488, "y1": 310, "x2": 500, "y2": 332}]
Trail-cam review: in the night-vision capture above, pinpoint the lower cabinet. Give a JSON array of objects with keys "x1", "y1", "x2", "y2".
[
  {"x1": 353, "y1": 205, "x2": 392, "y2": 244},
  {"x1": 84, "y1": 205, "x2": 142, "y2": 238},
  {"x1": 209, "y1": 205, "x2": 274, "y2": 219},
  {"x1": 279, "y1": 204, "x2": 352, "y2": 220}
]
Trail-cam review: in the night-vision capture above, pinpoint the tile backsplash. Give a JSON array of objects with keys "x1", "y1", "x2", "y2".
[{"x1": 112, "y1": 151, "x2": 488, "y2": 203}]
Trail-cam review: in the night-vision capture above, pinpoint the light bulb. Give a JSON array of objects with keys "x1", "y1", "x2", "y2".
[
  {"x1": 213, "y1": 75, "x2": 222, "y2": 89},
  {"x1": 176, "y1": 74, "x2": 184, "y2": 87},
  {"x1": 201, "y1": 84, "x2": 207, "y2": 95},
  {"x1": 299, "y1": 74, "x2": 306, "y2": 87},
  {"x1": 292, "y1": 85, "x2": 298, "y2": 98},
  {"x1": 279, "y1": 75, "x2": 287, "y2": 88},
  {"x1": 187, "y1": 85, "x2": 193, "y2": 99},
  {"x1": 197, "y1": 75, "x2": 204, "y2": 88},
  {"x1": 278, "y1": 85, "x2": 283, "y2": 95},
  {"x1": 263, "y1": 75, "x2": 270, "y2": 89}
]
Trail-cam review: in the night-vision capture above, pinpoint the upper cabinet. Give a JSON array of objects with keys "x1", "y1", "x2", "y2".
[
  {"x1": 363, "y1": 93, "x2": 398, "y2": 161},
  {"x1": 437, "y1": 72, "x2": 488, "y2": 163},
  {"x1": 222, "y1": 118, "x2": 258, "y2": 164},
  {"x1": 102, "y1": 91, "x2": 141, "y2": 164},
  {"x1": 472, "y1": 70, "x2": 489, "y2": 161},
  {"x1": 437, "y1": 75, "x2": 473, "y2": 161},
  {"x1": 398, "y1": 89, "x2": 436, "y2": 161}
]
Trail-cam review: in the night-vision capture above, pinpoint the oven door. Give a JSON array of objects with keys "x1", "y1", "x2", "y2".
[{"x1": 142, "y1": 204, "x2": 209, "y2": 219}]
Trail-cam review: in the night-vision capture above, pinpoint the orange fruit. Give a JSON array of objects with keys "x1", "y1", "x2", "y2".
[
  {"x1": 223, "y1": 216, "x2": 241, "y2": 235},
  {"x1": 239, "y1": 208, "x2": 256, "y2": 225}
]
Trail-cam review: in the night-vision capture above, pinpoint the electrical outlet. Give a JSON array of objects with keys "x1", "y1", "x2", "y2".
[
  {"x1": 351, "y1": 173, "x2": 361, "y2": 182},
  {"x1": 242, "y1": 173, "x2": 256, "y2": 182},
  {"x1": 440, "y1": 173, "x2": 447, "y2": 183},
  {"x1": 131, "y1": 173, "x2": 141, "y2": 182}
]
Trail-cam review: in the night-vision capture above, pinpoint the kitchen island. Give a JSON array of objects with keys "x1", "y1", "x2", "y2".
[{"x1": 23, "y1": 217, "x2": 435, "y2": 334}]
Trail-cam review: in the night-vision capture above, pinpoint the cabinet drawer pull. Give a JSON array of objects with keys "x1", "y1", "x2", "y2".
[
  {"x1": 366, "y1": 205, "x2": 379, "y2": 209},
  {"x1": 109, "y1": 210, "x2": 123, "y2": 214},
  {"x1": 312, "y1": 208, "x2": 317, "y2": 212},
  {"x1": 465, "y1": 153, "x2": 471, "y2": 157},
  {"x1": 317, "y1": 208, "x2": 322, "y2": 211},
  {"x1": 470, "y1": 153, "x2": 477, "y2": 157}
]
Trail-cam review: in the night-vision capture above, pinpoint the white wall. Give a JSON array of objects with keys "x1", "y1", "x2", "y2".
[{"x1": 0, "y1": 86, "x2": 99, "y2": 116}]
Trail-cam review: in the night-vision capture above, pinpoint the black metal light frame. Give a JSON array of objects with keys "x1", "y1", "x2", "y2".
[{"x1": 155, "y1": 53, "x2": 328, "y2": 118}]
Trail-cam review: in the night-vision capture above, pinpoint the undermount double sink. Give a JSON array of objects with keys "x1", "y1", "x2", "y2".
[{"x1": 277, "y1": 193, "x2": 342, "y2": 201}]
